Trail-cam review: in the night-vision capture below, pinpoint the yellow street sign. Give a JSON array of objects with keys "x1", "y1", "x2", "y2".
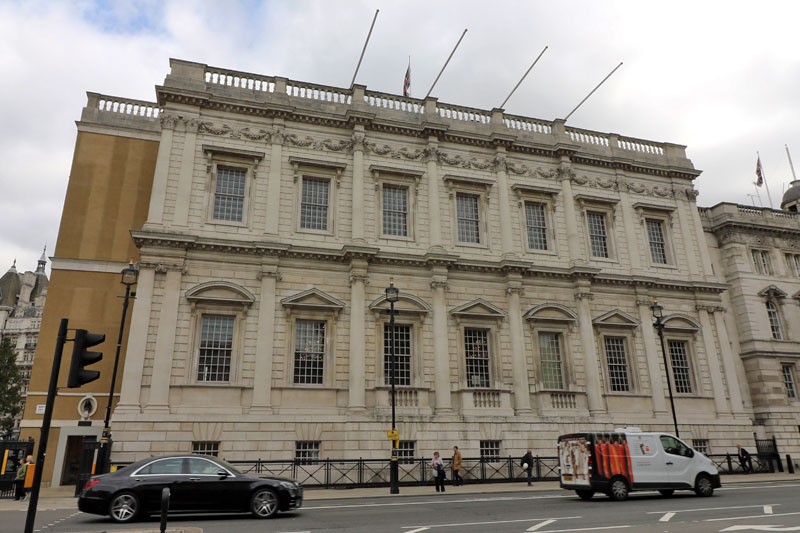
[{"x1": 387, "y1": 429, "x2": 399, "y2": 440}]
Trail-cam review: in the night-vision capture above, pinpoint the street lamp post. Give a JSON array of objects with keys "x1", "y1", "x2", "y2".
[
  {"x1": 97, "y1": 260, "x2": 138, "y2": 474},
  {"x1": 651, "y1": 298, "x2": 680, "y2": 438},
  {"x1": 385, "y1": 279, "x2": 400, "y2": 495}
]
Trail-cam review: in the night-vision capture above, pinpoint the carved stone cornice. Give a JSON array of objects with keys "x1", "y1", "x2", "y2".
[
  {"x1": 351, "y1": 131, "x2": 366, "y2": 152},
  {"x1": 506, "y1": 286, "x2": 525, "y2": 296},
  {"x1": 256, "y1": 270, "x2": 282, "y2": 282},
  {"x1": 430, "y1": 280, "x2": 449, "y2": 291},
  {"x1": 139, "y1": 261, "x2": 186, "y2": 274},
  {"x1": 695, "y1": 303, "x2": 725, "y2": 313},
  {"x1": 349, "y1": 273, "x2": 370, "y2": 286}
]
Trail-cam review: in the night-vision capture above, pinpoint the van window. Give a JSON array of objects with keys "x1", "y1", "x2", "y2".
[{"x1": 660, "y1": 436, "x2": 694, "y2": 458}]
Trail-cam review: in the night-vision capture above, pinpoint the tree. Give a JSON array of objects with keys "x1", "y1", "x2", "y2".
[{"x1": 0, "y1": 337, "x2": 23, "y2": 439}]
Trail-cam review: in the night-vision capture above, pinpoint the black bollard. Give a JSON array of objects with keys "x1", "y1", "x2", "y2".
[
  {"x1": 160, "y1": 487, "x2": 170, "y2": 533},
  {"x1": 787, "y1": 455, "x2": 795, "y2": 474}
]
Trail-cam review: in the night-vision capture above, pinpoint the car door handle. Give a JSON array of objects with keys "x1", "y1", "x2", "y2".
[
  {"x1": 666, "y1": 462, "x2": 674, "y2": 465},
  {"x1": 188, "y1": 477, "x2": 201, "y2": 481}
]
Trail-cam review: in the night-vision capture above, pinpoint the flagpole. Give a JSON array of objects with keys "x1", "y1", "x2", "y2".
[
  {"x1": 350, "y1": 9, "x2": 379, "y2": 88},
  {"x1": 757, "y1": 151, "x2": 775, "y2": 208},
  {"x1": 786, "y1": 144, "x2": 798, "y2": 181},
  {"x1": 499, "y1": 46, "x2": 548, "y2": 109},
  {"x1": 563, "y1": 62, "x2": 623, "y2": 122},
  {"x1": 425, "y1": 29, "x2": 468, "y2": 99},
  {"x1": 753, "y1": 182, "x2": 763, "y2": 207}
]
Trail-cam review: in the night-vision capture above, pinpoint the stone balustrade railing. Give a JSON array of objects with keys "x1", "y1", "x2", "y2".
[
  {"x1": 550, "y1": 391, "x2": 577, "y2": 409},
  {"x1": 473, "y1": 390, "x2": 501, "y2": 408},
  {"x1": 700, "y1": 204, "x2": 800, "y2": 229},
  {"x1": 85, "y1": 92, "x2": 160, "y2": 119}
]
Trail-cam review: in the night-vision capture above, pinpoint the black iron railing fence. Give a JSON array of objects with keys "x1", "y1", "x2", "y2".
[{"x1": 105, "y1": 452, "x2": 791, "y2": 489}]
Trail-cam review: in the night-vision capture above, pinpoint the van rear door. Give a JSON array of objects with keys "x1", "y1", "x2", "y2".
[{"x1": 558, "y1": 435, "x2": 591, "y2": 486}]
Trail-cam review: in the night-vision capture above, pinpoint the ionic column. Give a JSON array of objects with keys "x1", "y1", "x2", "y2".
[
  {"x1": 251, "y1": 265, "x2": 280, "y2": 412},
  {"x1": 147, "y1": 266, "x2": 183, "y2": 410},
  {"x1": 265, "y1": 125, "x2": 284, "y2": 235},
  {"x1": 348, "y1": 265, "x2": 368, "y2": 409},
  {"x1": 352, "y1": 129, "x2": 366, "y2": 243},
  {"x1": 686, "y1": 189, "x2": 715, "y2": 277},
  {"x1": 425, "y1": 139, "x2": 444, "y2": 251},
  {"x1": 173, "y1": 118, "x2": 199, "y2": 226},
  {"x1": 618, "y1": 179, "x2": 641, "y2": 272},
  {"x1": 697, "y1": 305, "x2": 730, "y2": 416},
  {"x1": 559, "y1": 161, "x2": 581, "y2": 264},
  {"x1": 144, "y1": 115, "x2": 176, "y2": 227},
  {"x1": 116, "y1": 266, "x2": 155, "y2": 412},
  {"x1": 712, "y1": 307, "x2": 745, "y2": 413},
  {"x1": 575, "y1": 286, "x2": 604, "y2": 413},
  {"x1": 431, "y1": 277, "x2": 452, "y2": 412},
  {"x1": 636, "y1": 296, "x2": 667, "y2": 414},
  {"x1": 495, "y1": 149, "x2": 515, "y2": 258},
  {"x1": 506, "y1": 281, "x2": 531, "y2": 413}
]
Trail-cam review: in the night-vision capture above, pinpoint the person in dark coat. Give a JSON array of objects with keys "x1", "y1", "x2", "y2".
[
  {"x1": 737, "y1": 444, "x2": 753, "y2": 474},
  {"x1": 14, "y1": 456, "x2": 28, "y2": 501},
  {"x1": 431, "y1": 452, "x2": 446, "y2": 492},
  {"x1": 452, "y1": 446, "x2": 463, "y2": 486},
  {"x1": 521, "y1": 449, "x2": 535, "y2": 486}
]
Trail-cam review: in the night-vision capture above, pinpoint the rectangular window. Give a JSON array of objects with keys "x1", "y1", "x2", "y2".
[
  {"x1": 752, "y1": 249, "x2": 772, "y2": 274},
  {"x1": 192, "y1": 441, "x2": 220, "y2": 457},
  {"x1": 539, "y1": 332, "x2": 564, "y2": 389},
  {"x1": 668, "y1": 340, "x2": 693, "y2": 394},
  {"x1": 397, "y1": 441, "x2": 415, "y2": 464},
  {"x1": 604, "y1": 337, "x2": 630, "y2": 392},
  {"x1": 480, "y1": 440, "x2": 501, "y2": 459},
  {"x1": 300, "y1": 177, "x2": 330, "y2": 230},
  {"x1": 384, "y1": 324, "x2": 411, "y2": 386},
  {"x1": 692, "y1": 439, "x2": 710, "y2": 455},
  {"x1": 766, "y1": 301, "x2": 783, "y2": 340},
  {"x1": 646, "y1": 219, "x2": 668, "y2": 264},
  {"x1": 294, "y1": 320, "x2": 325, "y2": 384},
  {"x1": 382, "y1": 185, "x2": 408, "y2": 237},
  {"x1": 785, "y1": 253, "x2": 800, "y2": 277},
  {"x1": 197, "y1": 314, "x2": 234, "y2": 382},
  {"x1": 782, "y1": 364, "x2": 797, "y2": 399},
  {"x1": 525, "y1": 202, "x2": 548, "y2": 250},
  {"x1": 212, "y1": 167, "x2": 246, "y2": 222},
  {"x1": 464, "y1": 328, "x2": 490, "y2": 388},
  {"x1": 587, "y1": 212, "x2": 609, "y2": 258},
  {"x1": 456, "y1": 193, "x2": 481, "y2": 243},
  {"x1": 295, "y1": 441, "x2": 320, "y2": 464}
]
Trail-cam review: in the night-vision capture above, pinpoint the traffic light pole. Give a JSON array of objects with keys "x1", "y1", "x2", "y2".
[{"x1": 25, "y1": 318, "x2": 68, "y2": 533}]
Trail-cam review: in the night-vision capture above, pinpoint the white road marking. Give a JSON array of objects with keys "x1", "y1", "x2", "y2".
[
  {"x1": 308, "y1": 493, "x2": 572, "y2": 510},
  {"x1": 659, "y1": 512, "x2": 676, "y2": 522},
  {"x1": 405, "y1": 529, "x2": 431, "y2": 533},
  {"x1": 706, "y1": 511, "x2": 800, "y2": 522},
  {"x1": 720, "y1": 526, "x2": 800, "y2": 531},
  {"x1": 527, "y1": 526, "x2": 632, "y2": 533},
  {"x1": 647, "y1": 505, "x2": 777, "y2": 515},
  {"x1": 528, "y1": 519, "x2": 557, "y2": 531},
  {"x1": 401, "y1": 516, "x2": 580, "y2": 529},
  {"x1": 764, "y1": 505, "x2": 774, "y2": 514}
]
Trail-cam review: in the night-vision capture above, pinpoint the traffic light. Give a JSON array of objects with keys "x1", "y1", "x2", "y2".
[{"x1": 67, "y1": 329, "x2": 105, "y2": 388}]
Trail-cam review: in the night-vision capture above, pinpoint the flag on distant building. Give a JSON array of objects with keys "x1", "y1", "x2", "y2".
[
  {"x1": 756, "y1": 156, "x2": 764, "y2": 186},
  {"x1": 403, "y1": 60, "x2": 411, "y2": 97}
]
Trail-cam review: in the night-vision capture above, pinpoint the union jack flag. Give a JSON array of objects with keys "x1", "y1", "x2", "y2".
[
  {"x1": 403, "y1": 62, "x2": 411, "y2": 97},
  {"x1": 756, "y1": 156, "x2": 764, "y2": 186}
]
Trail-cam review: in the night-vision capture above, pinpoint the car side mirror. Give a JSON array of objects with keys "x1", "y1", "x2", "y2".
[{"x1": 217, "y1": 470, "x2": 229, "y2": 478}]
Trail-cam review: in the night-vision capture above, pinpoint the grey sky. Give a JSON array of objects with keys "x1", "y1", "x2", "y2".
[{"x1": 1, "y1": 0, "x2": 798, "y2": 274}]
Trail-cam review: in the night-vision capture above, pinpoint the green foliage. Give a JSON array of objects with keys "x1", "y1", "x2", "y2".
[{"x1": 0, "y1": 337, "x2": 23, "y2": 439}]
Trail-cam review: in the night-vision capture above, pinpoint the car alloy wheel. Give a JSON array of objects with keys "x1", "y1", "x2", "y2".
[
  {"x1": 609, "y1": 478, "x2": 629, "y2": 501},
  {"x1": 695, "y1": 475, "x2": 714, "y2": 497},
  {"x1": 251, "y1": 488, "x2": 278, "y2": 518},
  {"x1": 109, "y1": 492, "x2": 139, "y2": 523}
]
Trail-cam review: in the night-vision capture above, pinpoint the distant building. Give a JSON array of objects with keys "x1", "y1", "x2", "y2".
[{"x1": 0, "y1": 250, "x2": 48, "y2": 438}]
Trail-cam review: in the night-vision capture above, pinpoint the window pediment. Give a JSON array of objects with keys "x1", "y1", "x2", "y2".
[
  {"x1": 524, "y1": 304, "x2": 577, "y2": 327},
  {"x1": 369, "y1": 293, "x2": 430, "y2": 315},
  {"x1": 758, "y1": 285, "x2": 788, "y2": 299},
  {"x1": 661, "y1": 313, "x2": 700, "y2": 332},
  {"x1": 281, "y1": 288, "x2": 345, "y2": 313},
  {"x1": 186, "y1": 281, "x2": 255, "y2": 306},
  {"x1": 592, "y1": 309, "x2": 639, "y2": 328},
  {"x1": 450, "y1": 298, "x2": 506, "y2": 320}
]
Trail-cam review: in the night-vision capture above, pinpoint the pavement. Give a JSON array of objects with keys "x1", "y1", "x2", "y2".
[{"x1": 1, "y1": 471, "x2": 797, "y2": 513}]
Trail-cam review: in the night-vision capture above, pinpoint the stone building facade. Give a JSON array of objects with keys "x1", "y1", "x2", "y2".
[{"x1": 0, "y1": 251, "x2": 48, "y2": 438}]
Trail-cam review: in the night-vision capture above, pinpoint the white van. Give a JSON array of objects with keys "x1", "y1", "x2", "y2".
[{"x1": 557, "y1": 427, "x2": 720, "y2": 501}]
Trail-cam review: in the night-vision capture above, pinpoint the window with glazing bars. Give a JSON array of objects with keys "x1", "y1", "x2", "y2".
[
  {"x1": 668, "y1": 340, "x2": 693, "y2": 393},
  {"x1": 192, "y1": 441, "x2": 220, "y2": 457},
  {"x1": 464, "y1": 329, "x2": 490, "y2": 387},
  {"x1": 782, "y1": 364, "x2": 797, "y2": 399},
  {"x1": 752, "y1": 249, "x2": 772, "y2": 274},
  {"x1": 382, "y1": 185, "x2": 408, "y2": 236},
  {"x1": 766, "y1": 301, "x2": 783, "y2": 340},
  {"x1": 294, "y1": 320, "x2": 325, "y2": 384},
  {"x1": 300, "y1": 177, "x2": 329, "y2": 230},
  {"x1": 587, "y1": 212, "x2": 609, "y2": 258},
  {"x1": 480, "y1": 440, "x2": 501, "y2": 459},
  {"x1": 786, "y1": 253, "x2": 800, "y2": 277},
  {"x1": 646, "y1": 219, "x2": 668, "y2": 264},
  {"x1": 295, "y1": 441, "x2": 320, "y2": 464},
  {"x1": 692, "y1": 439, "x2": 709, "y2": 454},
  {"x1": 397, "y1": 441, "x2": 415, "y2": 464},
  {"x1": 212, "y1": 167, "x2": 246, "y2": 222},
  {"x1": 604, "y1": 337, "x2": 630, "y2": 392},
  {"x1": 525, "y1": 202, "x2": 548, "y2": 250},
  {"x1": 384, "y1": 324, "x2": 411, "y2": 386},
  {"x1": 539, "y1": 332, "x2": 564, "y2": 389},
  {"x1": 197, "y1": 314, "x2": 234, "y2": 382},
  {"x1": 456, "y1": 193, "x2": 480, "y2": 243}
]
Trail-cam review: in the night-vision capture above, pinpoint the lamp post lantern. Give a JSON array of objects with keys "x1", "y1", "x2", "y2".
[
  {"x1": 97, "y1": 260, "x2": 138, "y2": 473},
  {"x1": 651, "y1": 298, "x2": 680, "y2": 437},
  {"x1": 385, "y1": 278, "x2": 400, "y2": 495}
]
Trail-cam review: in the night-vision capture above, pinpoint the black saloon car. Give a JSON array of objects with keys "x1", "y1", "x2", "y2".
[{"x1": 78, "y1": 455, "x2": 302, "y2": 522}]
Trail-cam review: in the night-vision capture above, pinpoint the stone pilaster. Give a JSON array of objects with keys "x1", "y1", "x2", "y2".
[
  {"x1": 430, "y1": 276, "x2": 452, "y2": 412},
  {"x1": 147, "y1": 265, "x2": 183, "y2": 411},
  {"x1": 636, "y1": 296, "x2": 667, "y2": 414},
  {"x1": 351, "y1": 129, "x2": 366, "y2": 243},
  {"x1": 251, "y1": 265, "x2": 280, "y2": 412},
  {"x1": 494, "y1": 149, "x2": 515, "y2": 258},
  {"x1": 686, "y1": 188, "x2": 715, "y2": 278},
  {"x1": 506, "y1": 280, "x2": 531, "y2": 412},
  {"x1": 116, "y1": 266, "x2": 155, "y2": 412},
  {"x1": 173, "y1": 117, "x2": 199, "y2": 226},
  {"x1": 265, "y1": 124, "x2": 284, "y2": 235},
  {"x1": 575, "y1": 285, "x2": 604, "y2": 413},
  {"x1": 697, "y1": 305, "x2": 731, "y2": 416},
  {"x1": 618, "y1": 174, "x2": 641, "y2": 273},
  {"x1": 144, "y1": 114, "x2": 176, "y2": 227},
  {"x1": 348, "y1": 265, "x2": 368, "y2": 409},
  {"x1": 712, "y1": 306, "x2": 745, "y2": 413},
  {"x1": 559, "y1": 160, "x2": 581, "y2": 264},
  {"x1": 425, "y1": 139, "x2": 444, "y2": 251}
]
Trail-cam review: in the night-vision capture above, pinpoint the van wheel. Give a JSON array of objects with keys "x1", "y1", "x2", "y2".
[
  {"x1": 659, "y1": 489, "x2": 674, "y2": 497},
  {"x1": 576, "y1": 489, "x2": 595, "y2": 500},
  {"x1": 608, "y1": 478, "x2": 629, "y2": 501},
  {"x1": 694, "y1": 474, "x2": 714, "y2": 497}
]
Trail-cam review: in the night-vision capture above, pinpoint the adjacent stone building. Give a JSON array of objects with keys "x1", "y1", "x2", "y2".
[{"x1": 21, "y1": 59, "x2": 798, "y2": 484}]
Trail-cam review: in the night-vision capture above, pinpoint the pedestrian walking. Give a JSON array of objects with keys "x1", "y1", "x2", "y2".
[
  {"x1": 14, "y1": 456, "x2": 27, "y2": 501},
  {"x1": 737, "y1": 444, "x2": 753, "y2": 474},
  {"x1": 451, "y1": 446, "x2": 463, "y2": 486},
  {"x1": 521, "y1": 448, "x2": 535, "y2": 486},
  {"x1": 431, "y1": 452, "x2": 446, "y2": 493}
]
